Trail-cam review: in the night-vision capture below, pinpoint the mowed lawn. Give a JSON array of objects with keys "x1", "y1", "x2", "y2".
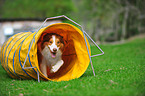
[{"x1": 0, "y1": 38, "x2": 145, "y2": 96}]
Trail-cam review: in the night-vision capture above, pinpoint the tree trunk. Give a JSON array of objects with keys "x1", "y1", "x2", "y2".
[{"x1": 121, "y1": 7, "x2": 129, "y2": 41}]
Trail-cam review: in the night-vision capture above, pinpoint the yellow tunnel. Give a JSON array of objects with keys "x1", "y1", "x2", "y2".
[{"x1": 0, "y1": 23, "x2": 90, "y2": 81}]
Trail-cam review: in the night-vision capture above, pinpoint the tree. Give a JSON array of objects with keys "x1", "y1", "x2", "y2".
[{"x1": 0, "y1": 0, "x2": 74, "y2": 18}]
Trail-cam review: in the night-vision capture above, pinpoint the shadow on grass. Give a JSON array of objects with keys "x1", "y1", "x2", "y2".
[
  {"x1": 0, "y1": 67, "x2": 14, "y2": 81},
  {"x1": 80, "y1": 71, "x2": 94, "y2": 78}
]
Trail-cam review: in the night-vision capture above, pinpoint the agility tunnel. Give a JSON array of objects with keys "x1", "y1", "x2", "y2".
[
  {"x1": 0, "y1": 22, "x2": 92, "y2": 81},
  {"x1": 0, "y1": 15, "x2": 104, "y2": 82}
]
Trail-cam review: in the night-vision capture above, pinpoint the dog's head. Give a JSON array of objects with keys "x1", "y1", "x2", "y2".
[{"x1": 41, "y1": 33, "x2": 64, "y2": 58}]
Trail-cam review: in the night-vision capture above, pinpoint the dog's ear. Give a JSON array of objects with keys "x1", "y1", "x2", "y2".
[
  {"x1": 59, "y1": 36, "x2": 64, "y2": 44},
  {"x1": 38, "y1": 32, "x2": 52, "y2": 50},
  {"x1": 37, "y1": 41, "x2": 42, "y2": 51},
  {"x1": 43, "y1": 33, "x2": 51, "y2": 42},
  {"x1": 59, "y1": 36, "x2": 66, "y2": 52},
  {"x1": 60, "y1": 42, "x2": 65, "y2": 52}
]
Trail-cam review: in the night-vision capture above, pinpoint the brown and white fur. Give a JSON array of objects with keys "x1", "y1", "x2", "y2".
[{"x1": 38, "y1": 33, "x2": 64, "y2": 77}]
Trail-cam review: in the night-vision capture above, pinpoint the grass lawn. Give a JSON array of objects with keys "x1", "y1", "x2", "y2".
[{"x1": 0, "y1": 38, "x2": 145, "y2": 96}]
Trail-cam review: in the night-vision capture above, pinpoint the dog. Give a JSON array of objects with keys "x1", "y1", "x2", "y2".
[{"x1": 37, "y1": 33, "x2": 64, "y2": 77}]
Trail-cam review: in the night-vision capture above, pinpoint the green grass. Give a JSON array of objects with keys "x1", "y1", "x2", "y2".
[{"x1": 0, "y1": 38, "x2": 145, "y2": 96}]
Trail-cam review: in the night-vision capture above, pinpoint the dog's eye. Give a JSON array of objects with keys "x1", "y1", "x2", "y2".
[
  {"x1": 57, "y1": 41, "x2": 60, "y2": 44},
  {"x1": 49, "y1": 41, "x2": 52, "y2": 44}
]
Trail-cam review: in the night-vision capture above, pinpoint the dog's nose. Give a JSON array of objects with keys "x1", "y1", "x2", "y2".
[{"x1": 53, "y1": 48, "x2": 57, "y2": 52}]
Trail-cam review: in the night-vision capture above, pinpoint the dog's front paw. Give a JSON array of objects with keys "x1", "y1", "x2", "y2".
[
  {"x1": 50, "y1": 67, "x2": 58, "y2": 73},
  {"x1": 50, "y1": 60, "x2": 64, "y2": 73}
]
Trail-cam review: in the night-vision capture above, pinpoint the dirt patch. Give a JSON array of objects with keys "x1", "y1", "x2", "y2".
[
  {"x1": 127, "y1": 33, "x2": 145, "y2": 41},
  {"x1": 102, "y1": 33, "x2": 145, "y2": 45}
]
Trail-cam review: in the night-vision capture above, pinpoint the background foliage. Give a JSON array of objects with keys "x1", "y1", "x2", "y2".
[{"x1": 0, "y1": 0, "x2": 145, "y2": 42}]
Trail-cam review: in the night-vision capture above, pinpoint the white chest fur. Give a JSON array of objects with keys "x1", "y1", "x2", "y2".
[{"x1": 41, "y1": 46, "x2": 64, "y2": 73}]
